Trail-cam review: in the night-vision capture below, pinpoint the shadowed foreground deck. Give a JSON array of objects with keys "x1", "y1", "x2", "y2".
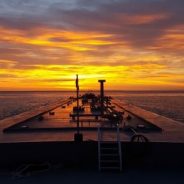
[
  {"x1": 0, "y1": 97, "x2": 184, "y2": 143},
  {"x1": 0, "y1": 168, "x2": 184, "y2": 184}
]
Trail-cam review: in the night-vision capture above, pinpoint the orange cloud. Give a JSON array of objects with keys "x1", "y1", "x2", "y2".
[
  {"x1": 0, "y1": 62, "x2": 183, "y2": 91},
  {"x1": 0, "y1": 27, "x2": 115, "y2": 52},
  {"x1": 123, "y1": 14, "x2": 168, "y2": 25}
]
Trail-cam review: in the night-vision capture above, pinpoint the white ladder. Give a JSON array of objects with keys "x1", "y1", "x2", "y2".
[{"x1": 98, "y1": 125, "x2": 122, "y2": 172}]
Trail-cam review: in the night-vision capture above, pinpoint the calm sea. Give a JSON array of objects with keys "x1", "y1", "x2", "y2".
[{"x1": 0, "y1": 91, "x2": 184, "y2": 123}]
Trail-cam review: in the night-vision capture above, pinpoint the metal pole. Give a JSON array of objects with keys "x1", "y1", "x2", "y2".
[
  {"x1": 98, "y1": 124, "x2": 101, "y2": 171},
  {"x1": 98, "y1": 80, "x2": 106, "y2": 115},
  {"x1": 76, "y1": 74, "x2": 80, "y2": 134}
]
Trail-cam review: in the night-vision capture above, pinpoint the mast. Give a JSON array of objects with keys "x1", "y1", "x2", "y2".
[
  {"x1": 74, "y1": 74, "x2": 83, "y2": 141},
  {"x1": 76, "y1": 74, "x2": 80, "y2": 134}
]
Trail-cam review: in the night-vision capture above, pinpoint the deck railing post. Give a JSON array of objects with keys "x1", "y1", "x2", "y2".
[
  {"x1": 117, "y1": 123, "x2": 122, "y2": 171},
  {"x1": 97, "y1": 124, "x2": 101, "y2": 171}
]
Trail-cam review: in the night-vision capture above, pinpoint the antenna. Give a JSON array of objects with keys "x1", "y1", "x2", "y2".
[{"x1": 74, "y1": 74, "x2": 83, "y2": 142}]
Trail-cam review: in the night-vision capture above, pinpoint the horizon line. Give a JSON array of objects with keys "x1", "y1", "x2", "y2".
[{"x1": 0, "y1": 90, "x2": 184, "y2": 93}]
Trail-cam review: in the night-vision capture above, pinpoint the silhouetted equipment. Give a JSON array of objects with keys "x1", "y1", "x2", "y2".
[
  {"x1": 131, "y1": 134, "x2": 149, "y2": 143},
  {"x1": 73, "y1": 106, "x2": 84, "y2": 113},
  {"x1": 98, "y1": 80, "x2": 106, "y2": 115},
  {"x1": 91, "y1": 106, "x2": 101, "y2": 113},
  {"x1": 127, "y1": 115, "x2": 132, "y2": 121},
  {"x1": 38, "y1": 116, "x2": 44, "y2": 121},
  {"x1": 82, "y1": 93, "x2": 96, "y2": 99},
  {"x1": 130, "y1": 134, "x2": 150, "y2": 157},
  {"x1": 49, "y1": 111, "x2": 55, "y2": 116}
]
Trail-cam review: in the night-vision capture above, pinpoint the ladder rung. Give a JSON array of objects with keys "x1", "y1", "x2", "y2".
[
  {"x1": 101, "y1": 154, "x2": 119, "y2": 156},
  {"x1": 100, "y1": 141, "x2": 118, "y2": 144},
  {"x1": 100, "y1": 167, "x2": 120, "y2": 170},
  {"x1": 101, "y1": 160, "x2": 119, "y2": 163},
  {"x1": 101, "y1": 148, "x2": 118, "y2": 150}
]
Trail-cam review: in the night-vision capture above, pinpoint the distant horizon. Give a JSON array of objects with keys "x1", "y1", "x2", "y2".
[{"x1": 0, "y1": 90, "x2": 184, "y2": 93}]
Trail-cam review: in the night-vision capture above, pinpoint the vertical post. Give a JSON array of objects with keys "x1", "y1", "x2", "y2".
[
  {"x1": 98, "y1": 80, "x2": 106, "y2": 115},
  {"x1": 74, "y1": 74, "x2": 83, "y2": 142},
  {"x1": 76, "y1": 74, "x2": 79, "y2": 134},
  {"x1": 98, "y1": 124, "x2": 101, "y2": 171},
  {"x1": 117, "y1": 124, "x2": 122, "y2": 171}
]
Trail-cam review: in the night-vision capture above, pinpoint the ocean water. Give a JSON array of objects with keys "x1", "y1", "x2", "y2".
[
  {"x1": 111, "y1": 92, "x2": 184, "y2": 123},
  {"x1": 0, "y1": 91, "x2": 184, "y2": 123},
  {"x1": 0, "y1": 91, "x2": 69, "y2": 121}
]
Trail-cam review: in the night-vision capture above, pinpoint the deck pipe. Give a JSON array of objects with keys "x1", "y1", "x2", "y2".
[{"x1": 98, "y1": 80, "x2": 106, "y2": 115}]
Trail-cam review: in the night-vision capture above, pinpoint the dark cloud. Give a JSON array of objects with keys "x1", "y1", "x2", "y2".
[
  {"x1": 51, "y1": 0, "x2": 184, "y2": 47},
  {"x1": 0, "y1": 0, "x2": 183, "y2": 73},
  {"x1": 0, "y1": 16, "x2": 45, "y2": 31},
  {"x1": 0, "y1": 0, "x2": 183, "y2": 50}
]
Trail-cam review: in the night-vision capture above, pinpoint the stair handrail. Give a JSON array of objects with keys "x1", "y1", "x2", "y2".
[
  {"x1": 117, "y1": 123, "x2": 122, "y2": 171},
  {"x1": 97, "y1": 123, "x2": 101, "y2": 171},
  {"x1": 97, "y1": 123, "x2": 101, "y2": 142}
]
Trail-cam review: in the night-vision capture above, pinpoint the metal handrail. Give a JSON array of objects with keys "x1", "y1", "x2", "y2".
[
  {"x1": 98, "y1": 123, "x2": 122, "y2": 172},
  {"x1": 117, "y1": 123, "x2": 122, "y2": 171},
  {"x1": 98, "y1": 124, "x2": 101, "y2": 171}
]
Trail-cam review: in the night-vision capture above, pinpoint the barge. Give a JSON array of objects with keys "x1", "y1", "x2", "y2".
[{"x1": 0, "y1": 77, "x2": 184, "y2": 172}]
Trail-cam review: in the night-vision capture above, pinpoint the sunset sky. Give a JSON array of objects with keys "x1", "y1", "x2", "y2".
[{"x1": 0, "y1": 0, "x2": 184, "y2": 91}]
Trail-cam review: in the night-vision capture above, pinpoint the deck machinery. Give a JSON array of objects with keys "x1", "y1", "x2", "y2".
[{"x1": 69, "y1": 78, "x2": 154, "y2": 171}]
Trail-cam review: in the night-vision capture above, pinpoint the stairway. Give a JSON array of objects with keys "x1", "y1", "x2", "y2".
[{"x1": 98, "y1": 126, "x2": 122, "y2": 172}]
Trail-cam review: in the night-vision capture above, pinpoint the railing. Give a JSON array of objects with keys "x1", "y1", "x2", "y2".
[
  {"x1": 97, "y1": 124, "x2": 102, "y2": 171},
  {"x1": 117, "y1": 124, "x2": 122, "y2": 171}
]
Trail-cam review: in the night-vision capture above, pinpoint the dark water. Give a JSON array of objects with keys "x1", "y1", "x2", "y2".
[{"x1": 0, "y1": 91, "x2": 184, "y2": 123}]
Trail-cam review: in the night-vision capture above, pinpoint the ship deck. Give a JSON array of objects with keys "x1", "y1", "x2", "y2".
[{"x1": 0, "y1": 97, "x2": 184, "y2": 144}]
